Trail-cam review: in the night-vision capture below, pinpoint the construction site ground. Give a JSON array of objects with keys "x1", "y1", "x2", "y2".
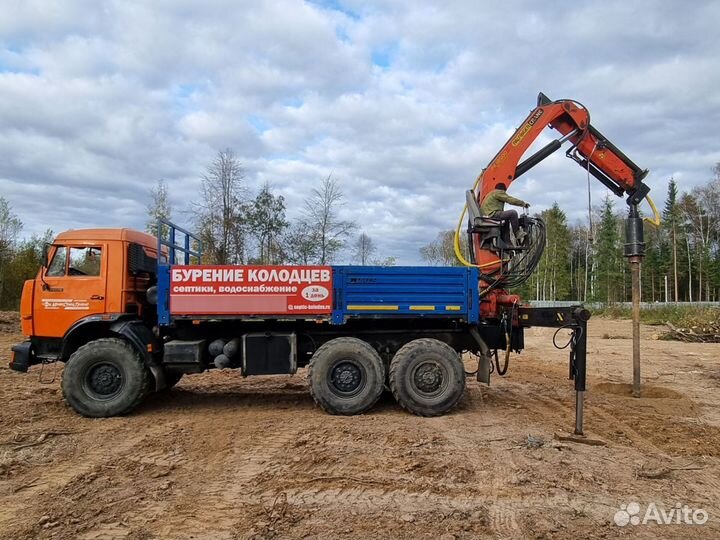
[{"x1": 1, "y1": 310, "x2": 719, "y2": 540}]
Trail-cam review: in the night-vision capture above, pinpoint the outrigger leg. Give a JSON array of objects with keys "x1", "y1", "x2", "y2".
[{"x1": 518, "y1": 306, "x2": 590, "y2": 435}]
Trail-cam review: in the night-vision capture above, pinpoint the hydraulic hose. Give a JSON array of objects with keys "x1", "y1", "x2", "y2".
[
  {"x1": 453, "y1": 175, "x2": 511, "y2": 269},
  {"x1": 453, "y1": 200, "x2": 508, "y2": 269},
  {"x1": 644, "y1": 195, "x2": 661, "y2": 227}
]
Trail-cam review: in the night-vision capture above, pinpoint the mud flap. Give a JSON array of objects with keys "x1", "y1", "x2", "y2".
[
  {"x1": 109, "y1": 320, "x2": 165, "y2": 391},
  {"x1": 10, "y1": 341, "x2": 34, "y2": 373},
  {"x1": 476, "y1": 353, "x2": 491, "y2": 385},
  {"x1": 469, "y1": 326, "x2": 492, "y2": 385}
]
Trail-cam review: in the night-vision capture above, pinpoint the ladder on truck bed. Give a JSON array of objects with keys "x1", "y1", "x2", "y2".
[{"x1": 157, "y1": 218, "x2": 203, "y2": 265}]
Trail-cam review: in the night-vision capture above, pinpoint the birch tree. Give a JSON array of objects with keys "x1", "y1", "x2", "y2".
[
  {"x1": 303, "y1": 175, "x2": 355, "y2": 264},
  {"x1": 194, "y1": 149, "x2": 248, "y2": 264}
]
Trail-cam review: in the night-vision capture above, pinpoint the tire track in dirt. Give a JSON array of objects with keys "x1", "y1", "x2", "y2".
[
  {"x1": 485, "y1": 437, "x2": 524, "y2": 540},
  {"x1": 76, "y1": 440, "x2": 191, "y2": 540},
  {"x1": 475, "y1": 381, "x2": 592, "y2": 539},
  {"x1": 284, "y1": 485, "x2": 608, "y2": 538},
  {"x1": 285, "y1": 485, "x2": 481, "y2": 512},
  {"x1": 259, "y1": 411, "x2": 484, "y2": 528},
  {"x1": 0, "y1": 422, "x2": 174, "y2": 536},
  {"x1": 151, "y1": 419, "x2": 303, "y2": 539},
  {"x1": 273, "y1": 392, "x2": 528, "y2": 538},
  {"x1": 427, "y1": 385, "x2": 526, "y2": 538},
  {"x1": 514, "y1": 387, "x2": 670, "y2": 457}
]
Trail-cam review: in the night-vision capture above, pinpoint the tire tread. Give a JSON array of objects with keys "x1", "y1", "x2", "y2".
[
  {"x1": 308, "y1": 337, "x2": 385, "y2": 415},
  {"x1": 61, "y1": 337, "x2": 151, "y2": 417},
  {"x1": 389, "y1": 338, "x2": 464, "y2": 417}
]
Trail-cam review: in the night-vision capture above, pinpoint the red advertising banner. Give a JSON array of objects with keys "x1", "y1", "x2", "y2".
[{"x1": 169, "y1": 265, "x2": 333, "y2": 315}]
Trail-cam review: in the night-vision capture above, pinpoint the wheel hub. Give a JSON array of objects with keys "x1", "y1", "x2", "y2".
[
  {"x1": 330, "y1": 361, "x2": 363, "y2": 395},
  {"x1": 414, "y1": 362, "x2": 444, "y2": 394},
  {"x1": 86, "y1": 363, "x2": 123, "y2": 397}
]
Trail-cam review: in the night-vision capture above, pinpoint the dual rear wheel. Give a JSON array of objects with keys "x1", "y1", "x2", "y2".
[
  {"x1": 389, "y1": 338, "x2": 466, "y2": 417},
  {"x1": 308, "y1": 337, "x2": 465, "y2": 416}
]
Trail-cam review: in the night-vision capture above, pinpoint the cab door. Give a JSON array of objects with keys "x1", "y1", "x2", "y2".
[{"x1": 33, "y1": 245, "x2": 108, "y2": 338}]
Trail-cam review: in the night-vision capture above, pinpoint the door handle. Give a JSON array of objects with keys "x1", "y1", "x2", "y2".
[
  {"x1": 42, "y1": 283, "x2": 63, "y2": 292},
  {"x1": 91, "y1": 295, "x2": 104, "y2": 300}
]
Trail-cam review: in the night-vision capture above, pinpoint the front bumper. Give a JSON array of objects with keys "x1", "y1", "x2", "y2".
[{"x1": 10, "y1": 341, "x2": 34, "y2": 373}]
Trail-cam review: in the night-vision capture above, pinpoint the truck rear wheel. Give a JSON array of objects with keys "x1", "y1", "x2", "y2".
[
  {"x1": 389, "y1": 338, "x2": 465, "y2": 417},
  {"x1": 62, "y1": 337, "x2": 151, "y2": 417},
  {"x1": 308, "y1": 337, "x2": 385, "y2": 415}
]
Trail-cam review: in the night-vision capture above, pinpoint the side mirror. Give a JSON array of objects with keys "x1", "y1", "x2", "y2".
[{"x1": 41, "y1": 243, "x2": 50, "y2": 268}]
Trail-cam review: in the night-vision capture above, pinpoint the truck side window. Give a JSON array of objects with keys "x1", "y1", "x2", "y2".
[
  {"x1": 46, "y1": 247, "x2": 67, "y2": 277},
  {"x1": 68, "y1": 247, "x2": 102, "y2": 276}
]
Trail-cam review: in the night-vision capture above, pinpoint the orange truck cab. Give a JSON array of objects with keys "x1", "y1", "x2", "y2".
[{"x1": 11, "y1": 228, "x2": 162, "y2": 376}]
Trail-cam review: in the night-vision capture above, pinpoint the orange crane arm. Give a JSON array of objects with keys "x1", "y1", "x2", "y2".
[{"x1": 476, "y1": 92, "x2": 650, "y2": 206}]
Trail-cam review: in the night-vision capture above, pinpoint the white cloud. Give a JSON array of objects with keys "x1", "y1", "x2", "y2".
[{"x1": 0, "y1": 0, "x2": 718, "y2": 263}]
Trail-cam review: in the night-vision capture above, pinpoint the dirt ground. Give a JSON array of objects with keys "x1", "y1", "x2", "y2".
[{"x1": 1, "y1": 311, "x2": 719, "y2": 540}]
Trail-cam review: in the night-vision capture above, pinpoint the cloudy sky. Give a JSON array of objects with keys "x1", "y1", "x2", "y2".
[{"x1": 1, "y1": 0, "x2": 719, "y2": 263}]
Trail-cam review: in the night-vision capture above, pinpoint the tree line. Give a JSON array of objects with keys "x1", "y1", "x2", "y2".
[
  {"x1": 148, "y1": 149, "x2": 393, "y2": 267},
  {"x1": 0, "y1": 197, "x2": 52, "y2": 310},
  {"x1": 421, "y1": 164, "x2": 720, "y2": 303},
  {"x1": 0, "y1": 149, "x2": 389, "y2": 310}
]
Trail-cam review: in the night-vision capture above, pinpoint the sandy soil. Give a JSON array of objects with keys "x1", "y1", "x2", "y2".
[{"x1": 1, "y1": 311, "x2": 719, "y2": 539}]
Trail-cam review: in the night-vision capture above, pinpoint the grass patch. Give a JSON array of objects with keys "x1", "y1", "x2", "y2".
[{"x1": 591, "y1": 304, "x2": 720, "y2": 326}]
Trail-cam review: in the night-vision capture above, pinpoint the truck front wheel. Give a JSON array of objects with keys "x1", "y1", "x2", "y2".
[
  {"x1": 308, "y1": 337, "x2": 385, "y2": 415},
  {"x1": 62, "y1": 338, "x2": 151, "y2": 417},
  {"x1": 389, "y1": 338, "x2": 465, "y2": 417}
]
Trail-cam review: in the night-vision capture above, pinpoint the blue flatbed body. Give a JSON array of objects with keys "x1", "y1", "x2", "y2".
[
  {"x1": 157, "y1": 264, "x2": 479, "y2": 326},
  {"x1": 155, "y1": 221, "x2": 480, "y2": 327},
  {"x1": 330, "y1": 266, "x2": 479, "y2": 324}
]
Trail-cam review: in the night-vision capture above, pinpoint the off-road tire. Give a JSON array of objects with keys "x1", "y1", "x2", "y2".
[
  {"x1": 62, "y1": 337, "x2": 151, "y2": 417},
  {"x1": 308, "y1": 337, "x2": 385, "y2": 415},
  {"x1": 389, "y1": 338, "x2": 465, "y2": 417}
]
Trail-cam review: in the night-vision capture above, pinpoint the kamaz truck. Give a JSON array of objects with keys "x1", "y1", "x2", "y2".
[
  {"x1": 10, "y1": 92, "x2": 659, "y2": 435},
  {"x1": 9, "y1": 221, "x2": 589, "y2": 431}
]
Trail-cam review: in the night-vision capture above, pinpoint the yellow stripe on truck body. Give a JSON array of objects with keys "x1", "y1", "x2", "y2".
[{"x1": 346, "y1": 305, "x2": 399, "y2": 311}]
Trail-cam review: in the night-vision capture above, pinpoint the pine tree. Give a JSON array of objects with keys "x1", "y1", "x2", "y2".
[
  {"x1": 247, "y1": 183, "x2": 288, "y2": 264},
  {"x1": 146, "y1": 180, "x2": 172, "y2": 238},
  {"x1": 594, "y1": 195, "x2": 621, "y2": 303},
  {"x1": 662, "y1": 178, "x2": 682, "y2": 301},
  {"x1": 534, "y1": 204, "x2": 571, "y2": 300},
  {"x1": 642, "y1": 220, "x2": 663, "y2": 302}
]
